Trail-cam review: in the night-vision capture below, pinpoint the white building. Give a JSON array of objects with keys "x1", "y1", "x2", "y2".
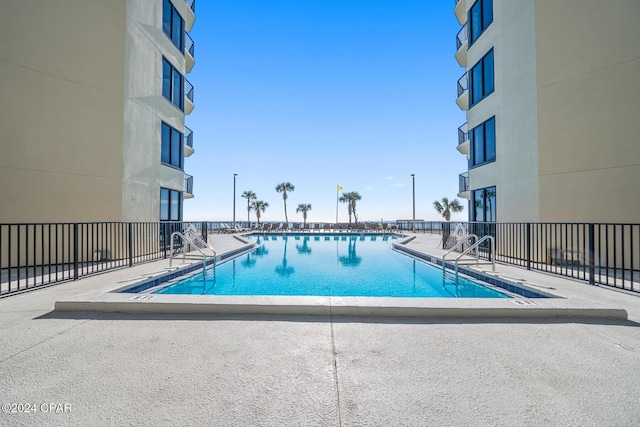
[
  {"x1": 454, "y1": 0, "x2": 640, "y2": 223},
  {"x1": 0, "y1": 0, "x2": 196, "y2": 223}
]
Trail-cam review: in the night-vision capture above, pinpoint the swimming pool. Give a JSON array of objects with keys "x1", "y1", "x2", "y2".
[{"x1": 154, "y1": 234, "x2": 510, "y2": 298}]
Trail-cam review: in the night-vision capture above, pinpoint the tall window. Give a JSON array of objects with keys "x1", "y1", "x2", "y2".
[
  {"x1": 472, "y1": 186, "x2": 496, "y2": 222},
  {"x1": 470, "y1": 49, "x2": 494, "y2": 107},
  {"x1": 163, "y1": 0, "x2": 184, "y2": 52},
  {"x1": 162, "y1": 57, "x2": 184, "y2": 111},
  {"x1": 471, "y1": 116, "x2": 496, "y2": 167},
  {"x1": 469, "y1": 0, "x2": 493, "y2": 46},
  {"x1": 160, "y1": 188, "x2": 183, "y2": 221},
  {"x1": 161, "y1": 122, "x2": 184, "y2": 169}
]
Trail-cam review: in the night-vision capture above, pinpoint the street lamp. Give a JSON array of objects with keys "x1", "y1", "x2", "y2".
[
  {"x1": 233, "y1": 173, "x2": 238, "y2": 228},
  {"x1": 411, "y1": 174, "x2": 416, "y2": 233}
]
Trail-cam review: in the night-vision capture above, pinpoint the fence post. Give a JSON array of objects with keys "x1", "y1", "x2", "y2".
[
  {"x1": 162, "y1": 223, "x2": 168, "y2": 259},
  {"x1": 128, "y1": 223, "x2": 133, "y2": 267},
  {"x1": 442, "y1": 222, "x2": 450, "y2": 248},
  {"x1": 589, "y1": 223, "x2": 595, "y2": 285},
  {"x1": 73, "y1": 223, "x2": 79, "y2": 280},
  {"x1": 526, "y1": 223, "x2": 531, "y2": 271}
]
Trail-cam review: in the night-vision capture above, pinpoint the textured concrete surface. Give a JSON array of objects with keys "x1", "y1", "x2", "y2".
[{"x1": 1, "y1": 233, "x2": 640, "y2": 426}]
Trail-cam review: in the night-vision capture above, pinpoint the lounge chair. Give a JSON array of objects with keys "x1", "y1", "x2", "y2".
[
  {"x1": 218, "y1": 223, "x2": 233, "y2": 234},
  {"x1": 232, "y1": 223, "x2": 247, "y2": 233},
  {"x1": 323, "y1": 223, "x2": 333, "y2": 232},
  {"x1": 303, "y1": 223, "x2": 311, "y2": 232}
]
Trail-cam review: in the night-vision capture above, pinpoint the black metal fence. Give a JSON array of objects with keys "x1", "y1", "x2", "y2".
[
  {"x1": 2, "y1": 220, "x2": 638, "y2": 297},
  {"x1": 0, "y1": 221, "x2": 209, "y2": 297},
  {"x1": 396, "y1": 221, "x2": 639, "y2": 293}
]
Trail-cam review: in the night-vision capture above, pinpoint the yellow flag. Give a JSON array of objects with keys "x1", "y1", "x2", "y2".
[{"x1": 337, "y1": 185, "x2": 343, "y2": 191}]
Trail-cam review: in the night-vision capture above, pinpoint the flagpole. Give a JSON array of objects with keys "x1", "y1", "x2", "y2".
[{"x1": 336, "y1": 185, "x2": 339, "y2": 224}]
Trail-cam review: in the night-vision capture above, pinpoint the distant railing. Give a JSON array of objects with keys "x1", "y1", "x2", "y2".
[
  {"x1": 184, "y1": 126, "x2": 193, "y2": 148},
  {"x1": 186, "y1": 0, "x2": 196, "y2": 13},
  {"x1": 458, "y1": 122, "x2": 468, "y2": 146},
  {"x1": 185, "y1": 32, "x2": 194, "y2": 59},
  {"x1": 185, "y1": 79, "x2": 194, "y2": 103},
  {"x1": 456, "y1": 24, "x2": 467, "y2": 50},
  {"x1": 459, "y1": 172, "x2": 469, "y2": 193},
  {"x1": 457, "y1": 73, "x2": 468, "y2": 97},
  {"x1": 184, "y1": 174, "x2": 193, "y2": 194}
]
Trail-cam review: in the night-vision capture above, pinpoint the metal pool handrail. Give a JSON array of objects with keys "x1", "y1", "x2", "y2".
[
  {"x1": 452, "y1": 235, "x2": 496, "y2": 278},
  {"x1": 169, "y1": 231, "x2": 216, "y2": 280}
]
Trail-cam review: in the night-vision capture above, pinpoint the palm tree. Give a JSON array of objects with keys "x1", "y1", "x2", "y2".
[
  {"x1": 296, "y1": 203, "x2": 312, "y2": 226},
  {"x1": 275, "y1": 182, "x2": 295, "y2": 225},
  {"x1": 339, "y1": 191, "x2": 362, "y2": 224},
  {"x1": 241, "y1": 190, "x2": 257, "y2": 224},
  {"x1": 252, "y1": 200, "x2": 269, "y2": 225},
  {"x1": 433, "y1": 197, "x2": 464, "y2": 221}
]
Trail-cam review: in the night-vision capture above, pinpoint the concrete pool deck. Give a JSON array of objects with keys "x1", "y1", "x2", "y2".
[{"x1": 2, "y1": 233, "x2": 640, "y2": 425}]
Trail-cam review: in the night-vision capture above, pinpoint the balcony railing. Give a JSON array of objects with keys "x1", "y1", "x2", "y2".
[
  {"x1": 459, "y1": 172, "x2": 469, "y2": 193},
  {"x1": 456, "y1": 24, "x2": 467, "y2": 51},
  {"x1": 185, "y1": 174, "x2": 193, "y2": 194},
  {"x1": 184, "y1": 126, "x2": 193, "y2": 149},
  {"x1": 186, "y1": 0, "x2": 196, "y2": 13},
  {"x1": 458, "y1": 123, "x2": 469, "y2": 146},
  {"x1": 185, "y1": 33, "x2": 194, "y2": 59},
  {"x1": 185, "y1": 79, "x2": 194, "y2": 103},
  {"x1": 457, "y1": 73, "x2": 468, "y2": 97}
]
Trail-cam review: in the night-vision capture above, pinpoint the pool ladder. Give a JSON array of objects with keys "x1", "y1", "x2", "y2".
[
  {"x1": 442, "y1": 234, "x2": 495, "y2": 283},
  {"x1": 169, "y1": 231, "x2": 217, "y2": 280}
]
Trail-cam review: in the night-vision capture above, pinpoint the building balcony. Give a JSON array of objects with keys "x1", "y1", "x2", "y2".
[
  {"x1": 456, "y1": 122, "x2": 470, "y2": 156},
  {"x1": 184, "y1": 0, "x2": 196, "y2": 32},
  {"x1": 184, "y1": 79, "x2": 194, "y2": 114},
  {"x1": 184, "y1": 126, "x2": 194, "y2": 157},
  {"x1": 455, "y1": 24, "x2": 468, "y2": 67},
  {"x1": 456, "y1": 73, "x2": 468, "y2": 111},
  {"x1": 185, "y1": 33, "x2": 195, "y2": 73},
  {"x1": 184, "y1": 174, "x2": 194, "y2": 199},
  {"x1": 454, "y1": 0, "x2": 467, "y2": 25},
  {"x1": 458, "y1": 172, "x2": 470, "y2": 200}
]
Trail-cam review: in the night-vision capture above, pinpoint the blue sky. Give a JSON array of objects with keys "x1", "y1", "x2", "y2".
[{"x1": 184, "y1": 0, "x2": 467, "y2": 223}]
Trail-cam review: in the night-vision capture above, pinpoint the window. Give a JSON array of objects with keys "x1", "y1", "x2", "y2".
[
  {"x1": 472, "y1": 186, "x2": 496, "y2": 222},
  {"x1": 162, "y1": 57, "x2": 184, "y2": 111},
  {"x1": 160, "y1": 188, "x2": 183, "y2": 221},
  {"x1": 469, "y1": 49, "x2": 494, "y2": 107},
  {"x1": 468, "y1": 0, "x2": 493, "y2": 46},
  {"x1": 163, "y1": 0, "x2": 184, "y2": 52},
  {"x1": 161, "y1": 122, "x2": 183, "y2": 169},
  {"x1": 471, "y1": 116, "x2": 496, "y2": 167}
]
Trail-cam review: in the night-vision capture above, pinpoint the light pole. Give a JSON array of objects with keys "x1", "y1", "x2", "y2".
[
  {"x1": 411, "y1": 174, "x2": 416, "y2": 233},
  {"x1": 233, "y1": 173, "x2": 237, "y2": 228}
]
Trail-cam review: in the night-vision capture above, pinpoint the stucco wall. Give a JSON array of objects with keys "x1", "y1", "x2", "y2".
[
  {"x1": 0, "y1": 0, "x2": 127, "y2": 222},
  {"x1": 121, "y1": 0, "x2": 187, "y2": 221},
  {"x1": 535, "y1": 0, "x2": 640, "y2": 223},
  {"x1": 466, "y1": 0, "x2": 541, "y2": 222}
]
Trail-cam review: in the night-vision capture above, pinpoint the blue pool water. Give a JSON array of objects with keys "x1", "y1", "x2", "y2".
[{"x1": 155, "y1": 234, "x2": 510, "y2": 298}]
